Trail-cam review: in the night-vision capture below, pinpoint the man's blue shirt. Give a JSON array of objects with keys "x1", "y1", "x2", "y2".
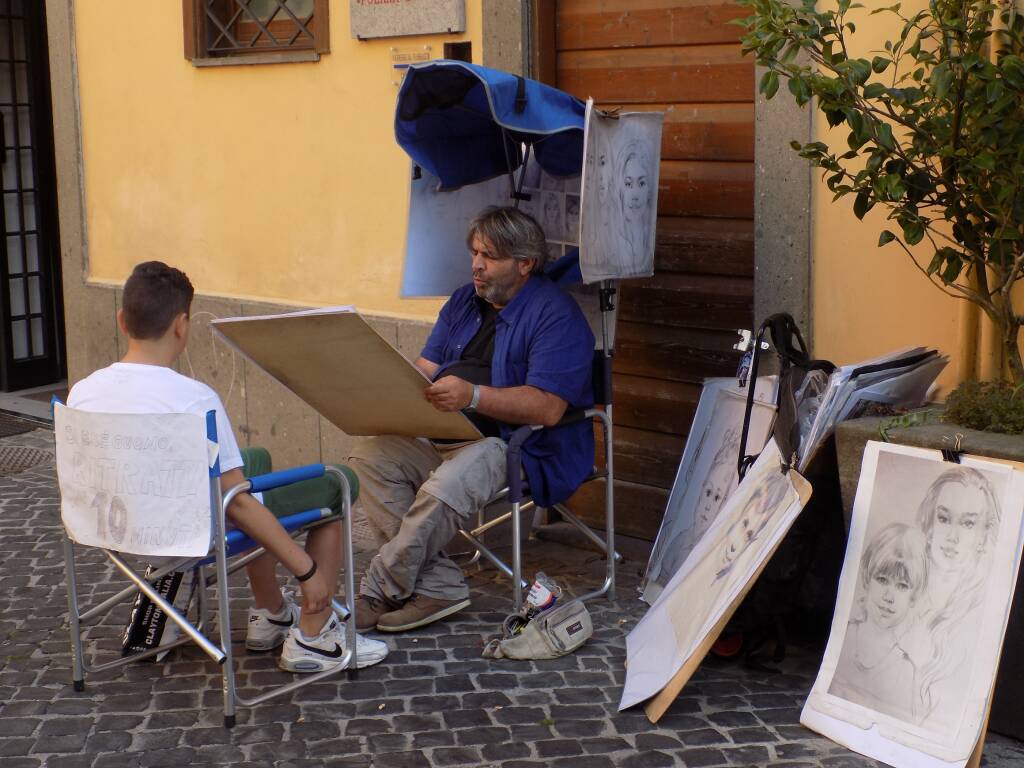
[{"x1": 421, "y1": 275, "x2": 596, "y2": 507}]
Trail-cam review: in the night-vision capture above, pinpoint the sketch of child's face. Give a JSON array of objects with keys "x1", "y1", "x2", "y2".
[
  {"x1": 927, "y1": 483, "x2": 989, "y2": 573},
  {"x1": 719, "y1": 489, "x2": 770, "y2": 569},
  {"x1": 865, "y1": 567, "x2": 914, "y2": 630},
  {"x1": 697, "y1": 461, "x2": 735, "y2": 528},
  {"x1": 620, "y1": 154, "x2": 649, "y2": 221}
]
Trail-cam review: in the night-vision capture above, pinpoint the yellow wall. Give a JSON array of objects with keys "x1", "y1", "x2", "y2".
[
  {"x1": 810, "y1": 2, "x2": 1022, "y2": 390},
  {"x1": 74, "y1": 1, "x2": 485, "y2": 320}
]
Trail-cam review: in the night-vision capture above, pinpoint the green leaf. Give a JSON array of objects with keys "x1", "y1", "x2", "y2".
[
  {"x1": 760, "y1": 69, "x2": 780, "y2": 99},
  {"x1": 930, "y1": 63, "x2": 952, "y2": 99},
  {"x1": 902, "y1": 219, "x2": 925, "y2": 245},
  {"x1": 876, "y1": 122, "x2": 896, "y2": 150},
  {"x1": 871, "y1": 56, "x2": 891, "y2": 73},
  {"x1": 863, "y1": 82, "x2": 887, "y2": 98},
  {"x1": 974, "y1": 154, "x2": 996, "y2": 171},
  {"x1": 853, "y1": 191, "x2": 873, "y2": 219},
  {"x1": 879, "y1": 230, "x2": 896, "y2": 246}
]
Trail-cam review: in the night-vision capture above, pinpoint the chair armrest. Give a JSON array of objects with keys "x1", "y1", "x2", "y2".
[{"x1": 247, "y1": 463, "x2": 326, "y2": 493}]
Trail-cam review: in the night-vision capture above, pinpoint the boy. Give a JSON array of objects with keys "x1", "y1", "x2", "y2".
[{"x1": 68, "y1": 261, "x2": 387, "y2": 672}]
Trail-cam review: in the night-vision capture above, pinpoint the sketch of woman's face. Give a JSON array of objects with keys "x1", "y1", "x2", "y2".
[
  {"x1": 927, "y1": 483, "x2": 989, "y2": 573},
  {"x1": 620, "y1": 154, "x2": 649, "y2": 222},
  {"x1": 865, "y1": 568, "x2": 914, "y2": 630}
]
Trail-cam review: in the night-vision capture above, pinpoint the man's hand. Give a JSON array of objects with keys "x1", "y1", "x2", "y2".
[
  {"x1": 296, "y1": 566, "x2": 331, "y2": 614},
  {"x1": 425, "y1": 375, "x2": 474, "y2": 412}
]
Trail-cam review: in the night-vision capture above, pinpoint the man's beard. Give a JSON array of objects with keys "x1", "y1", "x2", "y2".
[{"x1": 474, "y1": 272, "x2": 519, "y2": 307}]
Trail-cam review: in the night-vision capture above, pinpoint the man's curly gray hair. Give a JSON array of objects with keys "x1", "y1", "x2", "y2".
[{"x1": 466, "y1": 206, "x2": 549, "y2": 274}]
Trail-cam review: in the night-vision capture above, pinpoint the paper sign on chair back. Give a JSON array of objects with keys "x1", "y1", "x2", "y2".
[{"x1": 54, "y1": 405, "x2": 213, "y2": 558}]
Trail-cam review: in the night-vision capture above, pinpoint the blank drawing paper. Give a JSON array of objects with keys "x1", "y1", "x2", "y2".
[{"x1": 212, "y1": 307, "x2": 481, "y2": 441}]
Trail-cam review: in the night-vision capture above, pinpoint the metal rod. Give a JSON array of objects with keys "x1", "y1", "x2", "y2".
[
  {"x1": 457, "y1": 529, "x2": 528, "y2": 589},
  {"x1": 62, "y1": 535, "x2": 84, "y2": 687},
  {"x1": 511, "y1": 501, "x2": 523, "y2": 612},
  {"x1": 552, "y1": 503, "x2": 623, "y2": 563},
  {"x1": 106, "y1": 550, "x2": 225, "y2": 664},
  {"x1": 213, "y1": 476, "x2": 238, "y2": 722},
  {"x1": 80, "y1": 555, "x2": 195, "y2": 623}
]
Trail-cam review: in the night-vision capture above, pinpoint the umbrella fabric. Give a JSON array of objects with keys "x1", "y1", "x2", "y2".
[{"x1": 395, "y1": 60, "x2": 585, "y2": 190}]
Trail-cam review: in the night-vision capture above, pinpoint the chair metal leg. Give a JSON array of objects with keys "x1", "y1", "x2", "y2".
[
  {"x1": 511, "y1": 500, "x2": 522, "y2": 613},
  {"x1": 212, "y1": 491, "x2": 237, "y2": 727},
  {"x1": 62, "y1": 536, "x2": 85, "y2": 691}
]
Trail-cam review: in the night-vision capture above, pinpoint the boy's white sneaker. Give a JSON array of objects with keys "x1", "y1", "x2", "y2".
[
  {"x1": 245, "y1": 592, "x2": 298, "y2": 651},
  {"x1": 278, "y1": 613, "x2": 388, "y2": 672}
]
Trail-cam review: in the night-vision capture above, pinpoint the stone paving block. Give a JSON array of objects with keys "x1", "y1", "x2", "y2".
[
  {"x1": 429, "y1": 746, "x2": 484, "y2": 766},
  {"x1": 412, "y1": 730, "x2": 456, "y2": 749},
  {"x1": 371, "y1": 750, "x2": 432, "y2": 768},
  {"x1": 454, "y1": 726, "x2": 512, "y2": 746},
  {"x1": 481, "y1": 741, "x2": 531, "y2": 761},
  {"x1": 618, "y1": 750, "x2": 676, "y2": 768},
  {"x1": 676, "y1": 747, "x2": 730, "y2": 766},
  {"x1": 549, "y1": 757, "x2": 614, "y2": 768},
  {"x1": 634, "y1": 733, "x2": 682, "y2": 750},
  {"x1": 535, "y1": 739, "x2": 584, "y2": 758},
  {"x1": 369, "y1": 733, "x2": 412, "y2": 753}
]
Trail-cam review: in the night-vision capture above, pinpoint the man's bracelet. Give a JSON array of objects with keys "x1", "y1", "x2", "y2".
[
  {"x1": 296, "y1": 560, "x2": 318, "y2": 582},
  {"x1": 466, "y1": 384, "x2": 481, "y2": 413}
]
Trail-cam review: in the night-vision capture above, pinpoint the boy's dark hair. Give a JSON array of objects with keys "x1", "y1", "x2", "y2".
[{"x1": 122, "y1": 261, "x2": 194, "y2": 340}]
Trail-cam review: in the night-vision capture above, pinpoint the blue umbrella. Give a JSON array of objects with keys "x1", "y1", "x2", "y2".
[{"x1": 394, "y1": 60, "x2": 586, "y2": 190}]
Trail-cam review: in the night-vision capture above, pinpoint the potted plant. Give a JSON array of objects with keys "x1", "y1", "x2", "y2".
[{"x1": 739, "y1": 0, "x2": 1024, "y2": 383}]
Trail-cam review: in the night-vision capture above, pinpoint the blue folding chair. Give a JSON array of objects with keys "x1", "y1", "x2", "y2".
[{"x1": 54, "y1": 402, "x2": 357, "y2": 727}]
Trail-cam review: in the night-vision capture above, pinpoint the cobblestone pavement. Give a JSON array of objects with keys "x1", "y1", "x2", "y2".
[{"x1": 2, "y1": 426, "x2": 1023, "y2": 768}]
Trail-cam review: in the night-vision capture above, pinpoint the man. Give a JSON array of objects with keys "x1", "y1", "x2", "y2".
[
  {"x1": 350, "y1": 206, "x2": 595, "y2": 633},
  {"x1": 68, "y1": 261, "x2": 388, "y2": 671}
]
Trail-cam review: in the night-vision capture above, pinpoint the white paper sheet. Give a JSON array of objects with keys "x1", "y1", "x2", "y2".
[
  {"x1": 801, "y1": 442, "x2": 1024, "y2": 765},
  {"x1": 621, "y1": 439, "x2": 809, "y2": 710},
  {"x1": 54, "y1": 405, "x2": 213, "y2": 558},
  {"x1": 641, "y1": 376, "x2": 778, "y2": 603},
  {"x1": 579, "y1": 99, "x2": 664, "y2": 284}
]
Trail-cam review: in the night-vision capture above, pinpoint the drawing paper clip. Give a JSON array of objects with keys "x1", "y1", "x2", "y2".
[{"x1": 940, "y1": 433, "x2": 964, "y2": 464}]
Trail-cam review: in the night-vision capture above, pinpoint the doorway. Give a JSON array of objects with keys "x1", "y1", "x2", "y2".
[{"x1": 0, "y1": 0, "x2": 64, "y2": 392}]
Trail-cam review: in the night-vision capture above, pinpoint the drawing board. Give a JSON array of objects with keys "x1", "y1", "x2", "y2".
[
  {"x1": 212, "y1": 307, "x2": 481, "y2": 440},
  {"x1": 642, "y1": 377, "x2": 778, "y2": 604},
  {"x1": 579, "y1": 99, "x2": 664, "y2": 283},
  {"x1": 621, "y1": 439, "x2": 812, "y2": 717},
  {"x1": 802, "y1": 441, "x2": 1024, "y2": 767}
]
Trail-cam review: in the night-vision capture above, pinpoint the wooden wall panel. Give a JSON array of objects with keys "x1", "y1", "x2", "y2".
[
  {"x1": 553, "y1": 0, "x2": 754, "y2": 541},
  {"x1": 558, "y1": 46, "x2": 751, "y2": 104},
  {"x1": 557, "y1": 0, "x2": 749, "y2": 51}
]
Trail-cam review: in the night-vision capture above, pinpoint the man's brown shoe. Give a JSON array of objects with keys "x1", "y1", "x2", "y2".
[
  {"x1": 376, "y1": 594, "x2": 470, "y2": 632},
  {"x1": 353, "y1": 594, "x2": 398, "y2": 633}
]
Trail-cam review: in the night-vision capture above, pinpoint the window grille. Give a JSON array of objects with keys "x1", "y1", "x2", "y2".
[{"x1": 184, "y1": 0, "x2": 329, "y2": 61}]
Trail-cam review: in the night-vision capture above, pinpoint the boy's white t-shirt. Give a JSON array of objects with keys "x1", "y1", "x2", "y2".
[{"x1": 67, "y1": 362, "x2": 243, "y2": 473}]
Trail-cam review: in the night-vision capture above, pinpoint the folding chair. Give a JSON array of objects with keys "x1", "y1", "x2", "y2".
[
  {"x1": 54, "y1": 403, "x2": 357, "y2": 727},
  {"x1": 457, "y1": 283, "x2": 622, "y2": 612}
]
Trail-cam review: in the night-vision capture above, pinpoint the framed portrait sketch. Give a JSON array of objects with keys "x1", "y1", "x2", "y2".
[
  {"x1": 579, "y1": 99, "x2": 663, "y2": 284},
  {"x1": 802, "y1": 441, "x2": 1024, "y2": 768},
  {"x1": 641, "y1": 377, "x2": 778, "y2": 604},
  {"x1": 621, "y1": 438, "x2": 812, "y2": 719}
]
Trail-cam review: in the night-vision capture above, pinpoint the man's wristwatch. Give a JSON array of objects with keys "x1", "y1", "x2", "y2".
[{"x1": 465, "y1": 384, "x2": 481, "y2": 412}]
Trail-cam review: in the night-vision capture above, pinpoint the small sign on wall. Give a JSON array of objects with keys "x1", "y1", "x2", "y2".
[{"x1": 351, "y1": 0, "x2": 465, "y2": 40}]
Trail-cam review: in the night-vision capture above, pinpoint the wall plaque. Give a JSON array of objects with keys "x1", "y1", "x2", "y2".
[{"x1": 350, "y1": 0, "x2": 465, "y2": 40}]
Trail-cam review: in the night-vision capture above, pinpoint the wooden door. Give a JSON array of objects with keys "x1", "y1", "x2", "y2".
[
  {"x1": 553, "y1": 1, "x2": 755, "y2": 540},
  {"x1": 0, "y1": 0, "x2": 63, "y2": 391}
]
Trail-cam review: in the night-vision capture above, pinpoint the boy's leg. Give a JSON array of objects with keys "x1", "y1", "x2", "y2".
[
  {"x1": 259, "y1": 460, "x2": 361, "y2": 635},
  {"x1": 239, "y1": 447, "x2": 285, "y2": 612}
]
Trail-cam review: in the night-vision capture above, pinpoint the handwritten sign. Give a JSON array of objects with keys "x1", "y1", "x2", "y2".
[
  {"x1": 350, "y1": 0, "x2": 464, "y2": 40},
  {"x1": 54, "y1": 405, "x2": 213, "y2": 557}
]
